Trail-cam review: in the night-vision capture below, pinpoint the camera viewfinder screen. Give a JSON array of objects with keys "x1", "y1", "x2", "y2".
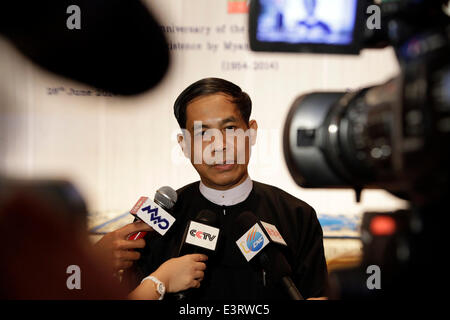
[{"x1": 256, "y1": 0, "x2": 358, "y2": 45}]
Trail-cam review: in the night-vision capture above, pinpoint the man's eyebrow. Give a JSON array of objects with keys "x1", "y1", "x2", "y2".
[
  {"x1": 191, "y1": 123, "x2": 210, "y2": 131},
  {"x1": 190, "y1": 117, "x2": 237, "y2": 131},
  {"x1": 220, "y1": 116, "x2": 237, "y2": 125}
]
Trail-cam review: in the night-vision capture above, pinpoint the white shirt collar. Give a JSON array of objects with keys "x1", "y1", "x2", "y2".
[{"x1": 199, "y1": 176, "x2": 253, "y2": 206}]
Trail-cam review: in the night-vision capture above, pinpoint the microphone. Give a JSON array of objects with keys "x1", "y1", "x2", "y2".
[
  {"x1": 233, "y1": 211, "x2": 304, "y2": 300},
  {"x1": 178, "y1": 209, "x2": 220, "y2": 256},
  {"x1": 128, "y1": 186, "x2": 178, "y2": 240},
  {"x1": 174, "y1": 209, "x2": 220, "y2": 300}
]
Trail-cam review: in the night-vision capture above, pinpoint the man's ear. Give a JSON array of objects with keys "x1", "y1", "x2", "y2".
[
  {"x1": 177, "y1": 132, "x2": 190, "y2": 158},
  {"x1": 249, "y1": 120, "x2": 258, "y2": 146}
]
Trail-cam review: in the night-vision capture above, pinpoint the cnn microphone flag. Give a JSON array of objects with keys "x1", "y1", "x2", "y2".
[{"x1": 130, "y1": 196, "x2": 176, "y2": 236}]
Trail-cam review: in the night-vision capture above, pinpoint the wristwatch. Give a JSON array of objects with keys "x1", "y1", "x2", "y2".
[{"x1": 141, "y1": 275, "x2": 166, "y2": 300}]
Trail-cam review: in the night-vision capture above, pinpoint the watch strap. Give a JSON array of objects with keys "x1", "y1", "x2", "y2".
[{"x1": 141, "y1": 275, "x2": 165, "y2": 300}]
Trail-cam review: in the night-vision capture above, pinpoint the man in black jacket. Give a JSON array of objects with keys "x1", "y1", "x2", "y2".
[{"x1": 133, "y1": 77, "x2": 328, "y2": 300}]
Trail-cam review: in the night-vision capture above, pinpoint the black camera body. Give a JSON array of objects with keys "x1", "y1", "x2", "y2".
[{"x1": 250, "y1": 0, "x2": 450, "y2": 299}]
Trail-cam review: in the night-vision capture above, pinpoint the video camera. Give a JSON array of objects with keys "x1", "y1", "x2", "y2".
[{"x1": 250, "y1": 0, "x2": 450, "y2": 299}]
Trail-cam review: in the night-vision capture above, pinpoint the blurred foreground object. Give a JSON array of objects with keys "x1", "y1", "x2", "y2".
[
  {"x1": 250, "y1": 0, "x2": 450, "y2": 299},
  {"x1": 0, "y1": 0, "x2": 169, "y2": 95},
  {"x1": 0, "y1": 0, "x2": 169, "y2": 298},
  {"x1": 0, "y1": 179, "x2": 127, "y2": 299}
]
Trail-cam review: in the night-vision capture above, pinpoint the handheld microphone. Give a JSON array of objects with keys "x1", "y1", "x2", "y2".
[
  {"x1": 174, "y1": 209, "x2": 220, "y2": 300},
  {"x1": 233, "y1": 211, "x2": 304, "y2": 300},
  {"x1": 178, "y1": 209, "x2": 220, "y2": 257},
  {"x1": 128, "y1": 186, "x2": 178, "y2": 240}
]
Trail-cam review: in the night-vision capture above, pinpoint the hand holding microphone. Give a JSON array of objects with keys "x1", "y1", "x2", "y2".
[
  {"x1": 93, "y1": 220, "x2": 153, "y2": 272},
  {"x1": 173, "y1": 209, "x2": 220, "y2": 300},
  {"x1": 128, "y1": 253, "x2": 208, "y2": 300},
  {"x1": 128, "y1": 186, "x2": 178, "y2": 239},
  {"x1": 152, "y1": 254, "x2": 208, "y2": 293},
  {"x1": 95, "y1": 186, "x2": 178, "y2": 274}
]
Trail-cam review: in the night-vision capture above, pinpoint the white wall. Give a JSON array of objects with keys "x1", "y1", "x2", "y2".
[{"x1": 0, "y1": 0, "x2": 408, "y2": 224}]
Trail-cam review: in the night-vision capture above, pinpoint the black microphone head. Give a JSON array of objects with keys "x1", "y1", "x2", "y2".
[
  {"x1": 232, "y1": 211, "x2": 259, "y2": 241},
  {"x1": 193, "y1": 209, "x2": 219, "y2": 228},
  {"x1": 154, "y1": 186, "x2": 177, "y2": 210}
]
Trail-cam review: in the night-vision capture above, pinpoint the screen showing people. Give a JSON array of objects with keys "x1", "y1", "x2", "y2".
[{"x1": 256, "y1": 0, "x2": 358, "y2": 45}]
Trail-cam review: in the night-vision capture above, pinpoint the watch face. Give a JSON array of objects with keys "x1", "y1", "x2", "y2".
[{"x1": 158, "y1": 283, "x2": 165, "y2": 294}]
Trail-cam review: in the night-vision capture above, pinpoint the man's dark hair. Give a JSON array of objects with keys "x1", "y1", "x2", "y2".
[{"x1": 174, "y1": 77, "x2": 252, "y2": 129}]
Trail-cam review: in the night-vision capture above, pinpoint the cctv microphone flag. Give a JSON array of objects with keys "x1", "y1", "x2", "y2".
[
  {"x1": 129, "y1": 196, "x2": 176, "y2": 236},
  {"x1": 185, "y1": 220, "x2": 220, "y2": 251},
  {"x1": 176, "y1": 209, "x2": 221, "y2": 257}
]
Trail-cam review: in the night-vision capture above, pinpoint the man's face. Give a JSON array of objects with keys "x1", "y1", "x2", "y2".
[{"x1": 178, "y1": 93, "x2": 257, "y2": 190}]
